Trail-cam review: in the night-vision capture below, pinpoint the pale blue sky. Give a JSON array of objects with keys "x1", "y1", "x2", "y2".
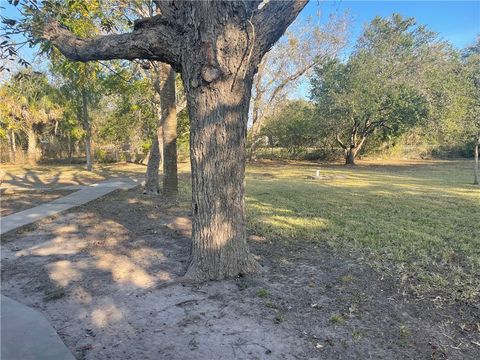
[
  {"x1": 294, "y1": 0, "x2": 479, "y2": 98},
  {"x1": 302, "y1": 1, "x2": 479, "y2": 49}
]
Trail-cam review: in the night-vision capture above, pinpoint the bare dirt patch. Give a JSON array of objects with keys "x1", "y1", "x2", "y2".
[
  {"x1": 0, "y1": 190, "x2": 74, "y2": 217},
  {"x1": 1, "y1": 187, "x2": 478, "y2": 359}
]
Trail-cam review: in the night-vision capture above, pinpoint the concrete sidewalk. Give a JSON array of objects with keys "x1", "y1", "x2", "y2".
[
  {"x1": 0, "y1": 177, "x2": 142, "y2": 235},
  {"x1": 1, "y1": 295, "x2": 75, "y2": 360}
]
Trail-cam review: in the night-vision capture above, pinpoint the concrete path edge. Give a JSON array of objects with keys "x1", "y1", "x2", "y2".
[{"x1": 1, "y1": 295, "x2": 75, "y2": 360}]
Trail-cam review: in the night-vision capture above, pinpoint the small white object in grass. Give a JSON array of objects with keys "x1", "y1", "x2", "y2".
[
  {"x1": 258, "y1": 0, "x2": 270, "y2": 10},
  {"x1": 316, "y1": 170, "x2": 321, "y2": 177}
]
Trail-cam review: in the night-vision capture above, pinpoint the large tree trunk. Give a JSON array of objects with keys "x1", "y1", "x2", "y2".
[
  {"x1": 183, "y1": 73, "x2": 260, "y2": 281},
  {"x1": 159, "y1": 65, "x2": 178, "y2": 196},
  {"x1": 144, "y1": 124, "x2": 162, "y2": 194},
  {"x1": 81, "y1": 90, "x2": 93, "y2": 171},
  {"x1": 177, "y1": 3, "x2": 306, "y2": 281},
  {"x1": 474, "y1": 135, "x2": 480, "y2": 185},
  {"x1": 26, "y1": 127, "x2": 38, "y2": 164}
]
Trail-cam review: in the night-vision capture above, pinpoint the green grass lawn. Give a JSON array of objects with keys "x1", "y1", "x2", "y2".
[
  {"x1": 245, "y1": 160, "x2": 480, "y2": 305},
  {"x1": 3, "y1": 159, "x2": 478, "y2": 306}
]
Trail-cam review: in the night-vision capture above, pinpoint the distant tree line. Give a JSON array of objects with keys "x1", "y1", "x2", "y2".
[
  {"x1": 1, "y1": 12, "x2": 478, "y2": 183},
  {"x1": 256, "y1": 15, "x2": 479, "y2": 170}
]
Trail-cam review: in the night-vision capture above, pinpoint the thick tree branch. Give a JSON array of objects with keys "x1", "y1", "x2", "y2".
[
  {"x1": 40, "y1": 20, "x2": 182, "y2": 70},
  {"x1": 252, "y1": 0, "x2": 308, "y2": 61}
]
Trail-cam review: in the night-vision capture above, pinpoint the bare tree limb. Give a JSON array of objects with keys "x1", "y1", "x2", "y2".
[
  {"x1": 335, "y1": 133, "x2": 347, "y2": 149},
  {"x1": 40, "y1": 20, "x2": 182, "y2": 70}
]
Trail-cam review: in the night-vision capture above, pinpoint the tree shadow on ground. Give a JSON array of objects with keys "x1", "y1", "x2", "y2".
[
  {"x1": 1, "y1": 163, "x2": 478, "y2": 359},
  {"x1": 1, "y1": 164, "x2": 146, "y2": 190},
  {"x1": 3, "y1": 170, "x2": 62, "y2": 189}
]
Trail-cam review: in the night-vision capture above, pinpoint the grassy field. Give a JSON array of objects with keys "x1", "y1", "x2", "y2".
[
  {"x1": 2, "y1": 159, "x2": 479, "y2": 306},
  {"x1": 245, "y1": 160, "x2": 480, "y2": 305}
]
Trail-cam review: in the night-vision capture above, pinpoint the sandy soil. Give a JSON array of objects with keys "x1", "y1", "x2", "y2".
[
  {"x1": 1, "y1": 187, "x2": 478, "y2": 360},
  {"x1": 0, "y1": 190, "x2": 74, "y2": 217}
]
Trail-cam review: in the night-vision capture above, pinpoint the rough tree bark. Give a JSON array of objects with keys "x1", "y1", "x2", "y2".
[
  {"x1": 474, "y1": 134, "x2": 480, "y2": 185},
  {"x1": 159, "y1": 65, "x2": 178, "y2": 196},
  {"x1": 183, "y1": 62, "x2": 258, "y2": 280},
  {"x1": 42, "y1": 0, "x2": 308, "y2": 281}
]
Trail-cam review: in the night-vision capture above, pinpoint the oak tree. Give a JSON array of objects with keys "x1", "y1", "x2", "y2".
[
  {"x1": 311, "y1": 15, "x2": 432, "y2": 165},
  {"x1": 36, "y1": 0, "x2": 307, "y2": 280}
]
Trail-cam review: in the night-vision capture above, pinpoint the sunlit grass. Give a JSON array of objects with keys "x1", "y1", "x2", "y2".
[
  {"x1": 3, "y1": 159, "x2": 478, "y2": 305},
  {"x1": 245, "y1": 159, "x2": 480, "y2": 305}
]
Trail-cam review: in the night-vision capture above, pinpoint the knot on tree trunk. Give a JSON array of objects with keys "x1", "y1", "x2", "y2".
[{"x1": 201, "y1": 65, "x2": 222, "y2": 83}]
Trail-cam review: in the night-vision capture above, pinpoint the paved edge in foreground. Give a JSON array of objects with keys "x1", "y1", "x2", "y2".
[{"x1": 1, "y1": 295, "x2": 75, "y2": 360}]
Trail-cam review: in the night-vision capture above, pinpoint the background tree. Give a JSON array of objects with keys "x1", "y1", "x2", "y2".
[
  {"x1": 0, "y1": 86, "x2": 22, "y2": 163},
  {"x1": 249, "y1": 11, "x2": 348, "y2": 160},
  {"x1": 44, "y1": 0, "x2": 116, "y2": 171},
  {"x1": 51, "y1": 59, "x2": 105, "y2": 170},
  {"x1": 142, "y1": 61, "x2": 178, "y2": 196},
  {"x1": 125, "y1": 1, "x2": 180, "y2": 196},
  {"x1": 260, "y1": 99, "x2": 317, "y2": 156},
  {"x1": 0, "y1": 71, "x2": 59, "y2": 164},
  {"x1": 311, "y1": 15, "x2": 433, "y2": 165},
  {"x1": 98, "y1": 65, "x2": 157, "y2": 162}
]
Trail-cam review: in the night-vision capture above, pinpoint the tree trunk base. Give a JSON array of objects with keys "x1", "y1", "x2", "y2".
[
  {"x1": 143, "y1": 188, "x2": 160, "y2": 195},
  {"x1": 183, "y1": 254, "x2": 262, "y2": 283},
  {"x1": 345, "y1": 154, "x2": 356, "y2": 166}
]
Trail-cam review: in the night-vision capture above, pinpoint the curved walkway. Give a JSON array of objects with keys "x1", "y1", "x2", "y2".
[{"x1": 0, "y1": 177, "x2": 141, "y2": 235}]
